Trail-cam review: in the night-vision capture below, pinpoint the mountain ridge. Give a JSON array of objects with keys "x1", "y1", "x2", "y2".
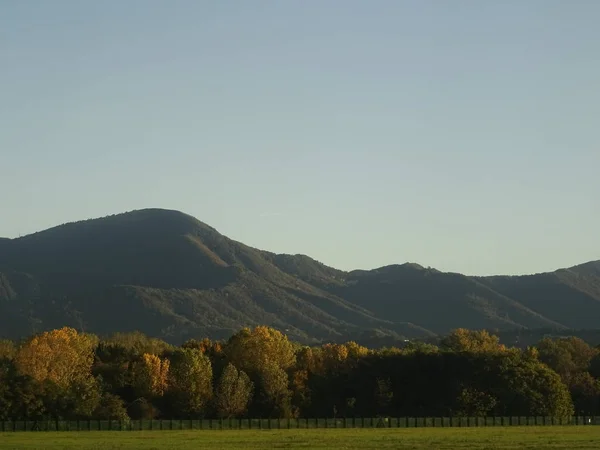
[{"x1": 0, "y1": 208, "x2": 598, "y2": 343}]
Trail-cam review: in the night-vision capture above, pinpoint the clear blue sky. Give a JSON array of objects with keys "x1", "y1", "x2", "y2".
[{"x1": 2, "y1": 1, "x2": 599, "y2": 275}]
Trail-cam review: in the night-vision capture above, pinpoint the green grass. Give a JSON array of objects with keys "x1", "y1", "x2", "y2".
[{"x1": 0, "y1": 427, "x2": 599, "y2": 449}]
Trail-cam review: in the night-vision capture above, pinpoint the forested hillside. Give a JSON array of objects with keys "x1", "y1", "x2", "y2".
[{"x1": 0, "y1": 208, "x2": 598, "y2": 343}]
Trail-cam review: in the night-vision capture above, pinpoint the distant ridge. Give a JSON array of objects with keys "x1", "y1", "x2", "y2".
[{"x1": 0, "y1": 208, "x2": 598, "y2": 344}]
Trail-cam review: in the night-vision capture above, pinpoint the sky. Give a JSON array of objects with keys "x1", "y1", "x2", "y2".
[{"x1": 1, "y1": 1, "x2": 599, "y2": 276}]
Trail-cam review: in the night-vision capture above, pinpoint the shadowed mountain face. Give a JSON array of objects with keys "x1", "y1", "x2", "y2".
[{"x1": 0, "y1": 208, "x2": 598, "y2": 344}]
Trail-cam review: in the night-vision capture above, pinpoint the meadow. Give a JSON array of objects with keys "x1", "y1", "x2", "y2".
[{"x1": 1, "y1": 427, "x2": 599, "y2": 449}]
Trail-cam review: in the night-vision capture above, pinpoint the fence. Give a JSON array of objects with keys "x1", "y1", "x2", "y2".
[{"x1": 1, "y1": 416, "x2": 599, "y2": 432}]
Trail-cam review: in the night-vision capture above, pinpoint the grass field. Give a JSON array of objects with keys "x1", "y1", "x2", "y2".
[{"x1": 0, "y1": 427, "x2": 599, "y2": 449}]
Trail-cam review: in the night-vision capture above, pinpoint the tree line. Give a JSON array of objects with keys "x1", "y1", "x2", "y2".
[{"x1": 0, "y1": 326, "x2": 599, "y2": 422}]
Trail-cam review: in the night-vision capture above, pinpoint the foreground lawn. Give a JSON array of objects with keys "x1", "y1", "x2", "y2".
[{"x1": 0, "y1": 427, "x2": 599, "y2": 449}]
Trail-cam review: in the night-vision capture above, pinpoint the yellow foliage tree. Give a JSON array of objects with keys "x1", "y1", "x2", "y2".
[
  {"x1": 15, "y1": 327, "x2": 97, "y2": 388},
  {"x1": 225, "y1": 326, "x2": 295, "y2": 373},
  {"x1": 135, "y1": 353, "x2": 170, "y2": 397},
  {"x1": 344, "y1": 341, "x2": 370, "y2": 359},
  {"x1": 440, "y1": 328, "x2": 506, "y2": 353}
]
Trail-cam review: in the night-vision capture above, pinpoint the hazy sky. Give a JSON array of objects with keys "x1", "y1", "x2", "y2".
[{"x1": 2, "y1": 1, "x2": 599, "y2": 275}]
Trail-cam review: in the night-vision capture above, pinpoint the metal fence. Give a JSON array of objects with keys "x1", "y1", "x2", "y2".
[{"x1": 1, "y1": 416, "x2": 599, "y2": 432}]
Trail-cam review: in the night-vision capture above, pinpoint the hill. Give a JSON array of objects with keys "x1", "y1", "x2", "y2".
[{"x1": 0, "y1": 208, "x2": 598, "y2": 343}]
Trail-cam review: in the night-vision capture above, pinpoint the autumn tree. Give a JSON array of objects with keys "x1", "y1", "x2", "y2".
[
  {"x1": 133, "y1": 353, "x2": 170, "y2": 398},
  {"x1": 440, "y1": 329, "x2": 505, "y2": 353},
  {"x1": 103, "y1": 332, "x2": 172, "y2": 358},
  {"x1": 14, "y1": 327, "x2": 101, "y2": 419},
  {"x1": 225, "y1": 326, "x2": 295, "y2": 373},
  {"x1": 15, "y1": 327, "x2": 97, "y2": 388},
  {"x1": 214, "y1": 363, "x2": 253, "y2": 418},
  {"x1": 225, "y1": 327, "x2": 295, "y2": 417},
  {"x1": 537, "y1": 337, "x2": 598, "y2": 384}
]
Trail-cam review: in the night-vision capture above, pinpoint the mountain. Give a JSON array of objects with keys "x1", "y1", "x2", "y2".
[{"x1": 0, "y1": 208, "x2": 598, "y2": 344}]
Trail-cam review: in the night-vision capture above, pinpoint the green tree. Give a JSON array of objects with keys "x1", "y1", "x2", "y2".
[
  {"x1": 42, "y1": 376, "x2": 102, "y2": 419},
  {"x1": 94, "y1": 393, "x2": 130, "y2": 422},
  {"x1": 214, "y1": 363, "x2": 253, "y2": 418},
  {"x1": 455, "y1": 387, "x2": 497, "y2": 417},
  {"x1": 166, "y1": 348, "x2": 213, "y2": 417},
  {"x1": 374, "y1": 377, "x2": 394, "y2": 416},
  {"x1": 0, "y1": 358, "x2": 45, "y2": 420},
  {"x1": 494, "y1": 352, "x2": 574, "y2": 419},
  {"x1": 0, "y1": 339, "x2": 15, "y2": 360},
  {"x1": 569, "y1": 372, "x2": 600, "y2": 415}
]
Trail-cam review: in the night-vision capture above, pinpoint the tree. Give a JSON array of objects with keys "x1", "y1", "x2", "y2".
[
  {"x1": 166, "y1": 348, "x2": 212, "y2": 417},
  {"x1": 133, "y1": 353, "x2": 170, "y2": 398},
  {"x1": 455, "y1": 387, "x2": 497, "y2": 417},
  {"x1": 225, "y1": 326, "x2": 295, "y2": 418},
  {"x1": 0, "y1": 358, "x2": 45, "y2": 420},
  {"x1": 256, "y1": 361, "x2": 293, "y2": 418},
  {"x1": 0, "y1": 339, "x2": 15, "y2": 360},
  {"x1": 441, "y1": 329, "x2": 505, "y2": 353},
  {"x1": 103, "y1": 332, "x2": 172, "y2": 358},
  {"x1": 537, "y1": 337, "x2": 598, "y2": 385},
  {"x1": 225, "y1": 326, "x2": 296, "y2": 374},
  {"x1": 14, "y1": 327, "x2": 100, "y2": 420},
  {"x1": 43, "y1": 376, "x2": 101, "y2": 419},
  {"x1": 493, "y1": 352, "x2": 574, "y2": 419},
  {"x1": 214, "y1": 363, "x2": 253, "y2": 418},
  {"x1": 15, "y1": 327, "x2": 97, "y2": 388},
  {"x1": 94, "y1": 393, "x2": 130, "y2": 422},
  {"x1": 374, "y1": 377, "x2": 393, "y2": 416},
  {"x1": 569, "y1": 372, "x2": 600, "y2": 415}
]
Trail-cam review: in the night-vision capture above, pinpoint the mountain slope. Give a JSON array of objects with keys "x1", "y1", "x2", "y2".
[
  {"x1": 0, "y1": 208, "x2": 598, "y2": 343},
  {"x1": 0, "y1": 209, "x2": 395, "y2": 343}
]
